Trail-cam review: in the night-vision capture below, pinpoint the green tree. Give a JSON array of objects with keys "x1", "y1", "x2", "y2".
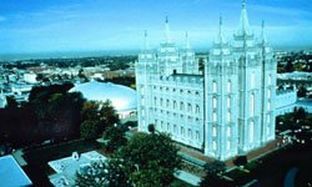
[
  {"x1": 200, "y1": 161, "x2": 228, "y2": 187},
  {"x1": 297, "y1": 86, "x2": 307, "y2": 98},
  {"x1": 102, "y1": 126, "x2": 127, "y2": 152},
  {"x1": 79, "y1": 100, "x2": 119, "y2": 140},
  {"x1": 75, "y1": 161, "x2": 109, "y2": 186},
  {"x1": 116, "y1": 132, "x2": 181, "y2": 186},
  {"x1": 80, "y1": 120, "x2": 100, "y2": 140}
]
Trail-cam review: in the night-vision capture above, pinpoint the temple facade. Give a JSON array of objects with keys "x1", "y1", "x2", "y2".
[{"x1": 135, "y1": 1, "x2": 279, "y2": 160}]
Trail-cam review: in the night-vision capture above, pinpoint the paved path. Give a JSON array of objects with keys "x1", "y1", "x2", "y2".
[{"x1": 175, "y1": 170, "x2": 201, "y2": 186}]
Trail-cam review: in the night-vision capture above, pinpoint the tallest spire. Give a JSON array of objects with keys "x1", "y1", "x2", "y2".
[
  {"x1": 237, "y1": 0, "x2": 251, "y2": 36},
  {"x1": 164, "y1": 16, "x2": 171, "y2": 43}
]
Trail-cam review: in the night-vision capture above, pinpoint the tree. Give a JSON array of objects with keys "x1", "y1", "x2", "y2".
[
  {"x1": 5, "y1": 96, "x2": 18, "y2": 109},
  {"x1": 200, "y1": 161, "x2": 228, "y2": 187},
  {"x1": 297, "y1": 86, "x2": 307, "y2": 98},
  {"x1": 79, "y1": 100, "x2": 120, "y2": 140},
  {"x1": 115, "y1": 132, "x2": 181, "y2": 186},
  {"x1": 284, "y1": 60, "x2": 294, "y2": 72},
  {"x1": 76, "y1": 132, "x2": 181, "y2": 186},
  {"x1": 80, "y1": 120, "x2": 100, "y2": 140},
  {"x1": 102, "y1": 126, "x2": 127, "y2": 152},
  {"x1": 75, "y1": 161, "x2": 109, "y2": 186}
]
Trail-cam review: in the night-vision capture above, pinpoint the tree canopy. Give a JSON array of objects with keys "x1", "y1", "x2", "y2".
[{"x1": 76, "y1": 132, "x2": 181, "y2": 186}]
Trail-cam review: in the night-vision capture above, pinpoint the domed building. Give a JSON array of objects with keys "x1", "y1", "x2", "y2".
[{"x1": 70, "y1": 80, "x2": 137, "y2": 119}]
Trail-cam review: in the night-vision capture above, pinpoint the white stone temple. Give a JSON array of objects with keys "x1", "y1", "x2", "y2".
[{"x1": 135, "y1": 1, "x2": 293, "y2": 160}]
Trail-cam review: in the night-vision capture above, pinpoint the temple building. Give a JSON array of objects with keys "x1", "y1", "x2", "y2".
[{"x1": 135, "y1": 1, "x2": 294, "y2": 160}]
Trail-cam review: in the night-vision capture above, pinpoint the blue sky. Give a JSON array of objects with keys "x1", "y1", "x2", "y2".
[{"x1": 0, "y1": 0, "x2": 311, "y2": 54}]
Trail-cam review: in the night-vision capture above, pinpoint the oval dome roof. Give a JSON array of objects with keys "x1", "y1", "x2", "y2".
[{"x1": 70, "y1": 81, "x2": 137, "y2": 112}]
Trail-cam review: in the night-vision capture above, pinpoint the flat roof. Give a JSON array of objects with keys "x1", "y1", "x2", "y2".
[{"x1": 0, "y1": 155, "x2": 32, "y2": 186}]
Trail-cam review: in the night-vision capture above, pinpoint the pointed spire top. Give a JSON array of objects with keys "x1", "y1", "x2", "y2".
[
  {"x1": 217, "y1": 15, "x2": 225, "y2": 44},
  {"x1": 143, "y1": 30, "x2": 149, "y2": 50},
  {"x1": 261, "y1": 20, "x2": 267, "y2": 43},
  {"x1": 237, "y1": 0, "x2": 251, "y2": 36},
  {"x1": 185, "y1": 32, "x2": 191, "y2": 49},
  {"x1": 164, "y1": 16, "x2": 171, "y2": 43},
  {"x1": 242, "y1": 0, "x2": 246, "y2": 9}
]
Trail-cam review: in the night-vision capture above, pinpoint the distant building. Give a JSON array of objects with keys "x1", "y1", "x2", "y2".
[
  {"x1": 70, "y1": 80, "x2": 137, "y2": 119},
  {"x1": 136, "y1": 1, "x2": 295, "y2": 160}
]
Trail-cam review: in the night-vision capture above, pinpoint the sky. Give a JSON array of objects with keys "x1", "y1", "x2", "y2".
[{"x1": 0, "y1": 0, "x2": 311, "y2": 55}]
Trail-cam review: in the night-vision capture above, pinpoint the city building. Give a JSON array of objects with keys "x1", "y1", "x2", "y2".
[
  {"x1": 48, "y1": 151, "x2": 106, "y2": 186},
  {"x1": 136, "y1": 1, "x2": 295, "y2": 160},
  {"x1": 70, "y1": 80, "x2": 137, "y2": 119},
  {"x1": 0, "y1": 155, "x2": 32, "y2": 186}
]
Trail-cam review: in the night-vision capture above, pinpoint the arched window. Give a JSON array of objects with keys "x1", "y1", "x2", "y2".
[
  {"x1": 173, "y1": 100, "x2": 177, "y2": 109},
  {"x1": 166, "y1": 99, "x2": 170, "y2": 107},
  {"x1": 213, "y1": 112, "x2": 217, "y2": 122},
  {"x1": 160, "y1": 98, "x2": 163, "y2": 106},
  {"x1": 180, "y1": 102, "x2": 184, "y2": 111},
  {"x1": 181, "y1": 127, "x2": 185, "y2": 136},
  {"x1": 213, "y1": 97, "x2": 217, "y2": 109},
  {"x1": 188, "y1": 103, "x2": 192, "y2": 112},
  {"x1": 212, "y1": 126, "x2": 217, "y2": 137},
  {"x1": 227, "y1": 96, "x2": 231, "y2": 109},
  {"x1": 267, "y1": 101, "x2": 271, "y2": 111},
  {"x1": 195, "y1": 105, "x2": 200, "y2": 114},
  {"x1": 227, "y1": 80, "x2": 232, "y2": 93},
  {"x1": 188, "y1": 129, "x2": 192, "y2": 138}
]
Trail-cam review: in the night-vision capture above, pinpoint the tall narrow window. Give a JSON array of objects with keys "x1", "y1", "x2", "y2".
[
  {"x1": 227, "y1": 80, "x2": 232, "y2": 93},
  {"x1": 227, "y1": 140, "x2": 231, "y2": 150},
  {"x1": 213, "y1": 112, "x2": 217, "y2": 122},
  {"x1": 160, "y1": 98, "x2": 163, "y2": 107},
  {"x1": 250, "y1": 121, "x2": 254, "y2": 143},
  {"x1": 167, "y1": 123, "x2": 170, "y2": 131},
  {"x1": 267, "y1": 101, "x2": 271, "y2": 111},
  {"x1": 227, "y1": 96, "x2": 231, "y2": 109},
  {"x1": 166, "y1": 99, "x2": 170, "y2": 107},
  {"x1": 196, "y1": 131, "x2": 200, "y2": 140},
  {"x1": 188, "y1": 129, "x2": 192, "y2": 138},
  {"x1": 250, "y1": 93, "x2": 255, "y2": 117},
  {"x1": 173, "y1": 100, "x2": 177, "y2": 109},
  {"x1": 196, "y1": 105, "x2": 200, "y2": 114},
  {"x1": 188, "y1": 103, "x2": 192, "y2": 112},
  {"x1": 213, "y1": 97, "x2": 217, "y2": 109},
  {"x1": 174, "y1": 125, "x2": 177, "y2": 134},
  {"x1": 181, "y1": 127, "x2": 185, "y2": 136},
  {"x1": 212, "y1": 81, "x2": 217, "y2": 93},
  {"x1": 212, "y1": 127, "x2": 217, "y2": 137},
  {"x1": 180, "y1": 102, "x2": 184, "y2": 111}
]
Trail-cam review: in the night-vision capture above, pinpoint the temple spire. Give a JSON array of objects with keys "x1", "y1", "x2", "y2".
[
  {"x1": 144, "y1": 30, "x2": 149, "y2": 50},
  {"x1": 238, "y1": 0, "x2": 251, "y2": 35},
  {"x1": 185, "y1": 32, "x2": 191, "y2": 49},
  {"x1": 261, "y1": 20, "x2": 267, "y2": 44},
  {"x1": 218, "y1": 15, "x2": 225, "y2": 44},
  {"x1": 165, "y1": 16, "x2": 171, "y2": 43}
]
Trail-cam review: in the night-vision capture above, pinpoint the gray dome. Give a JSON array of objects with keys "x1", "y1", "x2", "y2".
[{"x1": 70, "y1": 81, "x2": 136, "y2": 112}]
